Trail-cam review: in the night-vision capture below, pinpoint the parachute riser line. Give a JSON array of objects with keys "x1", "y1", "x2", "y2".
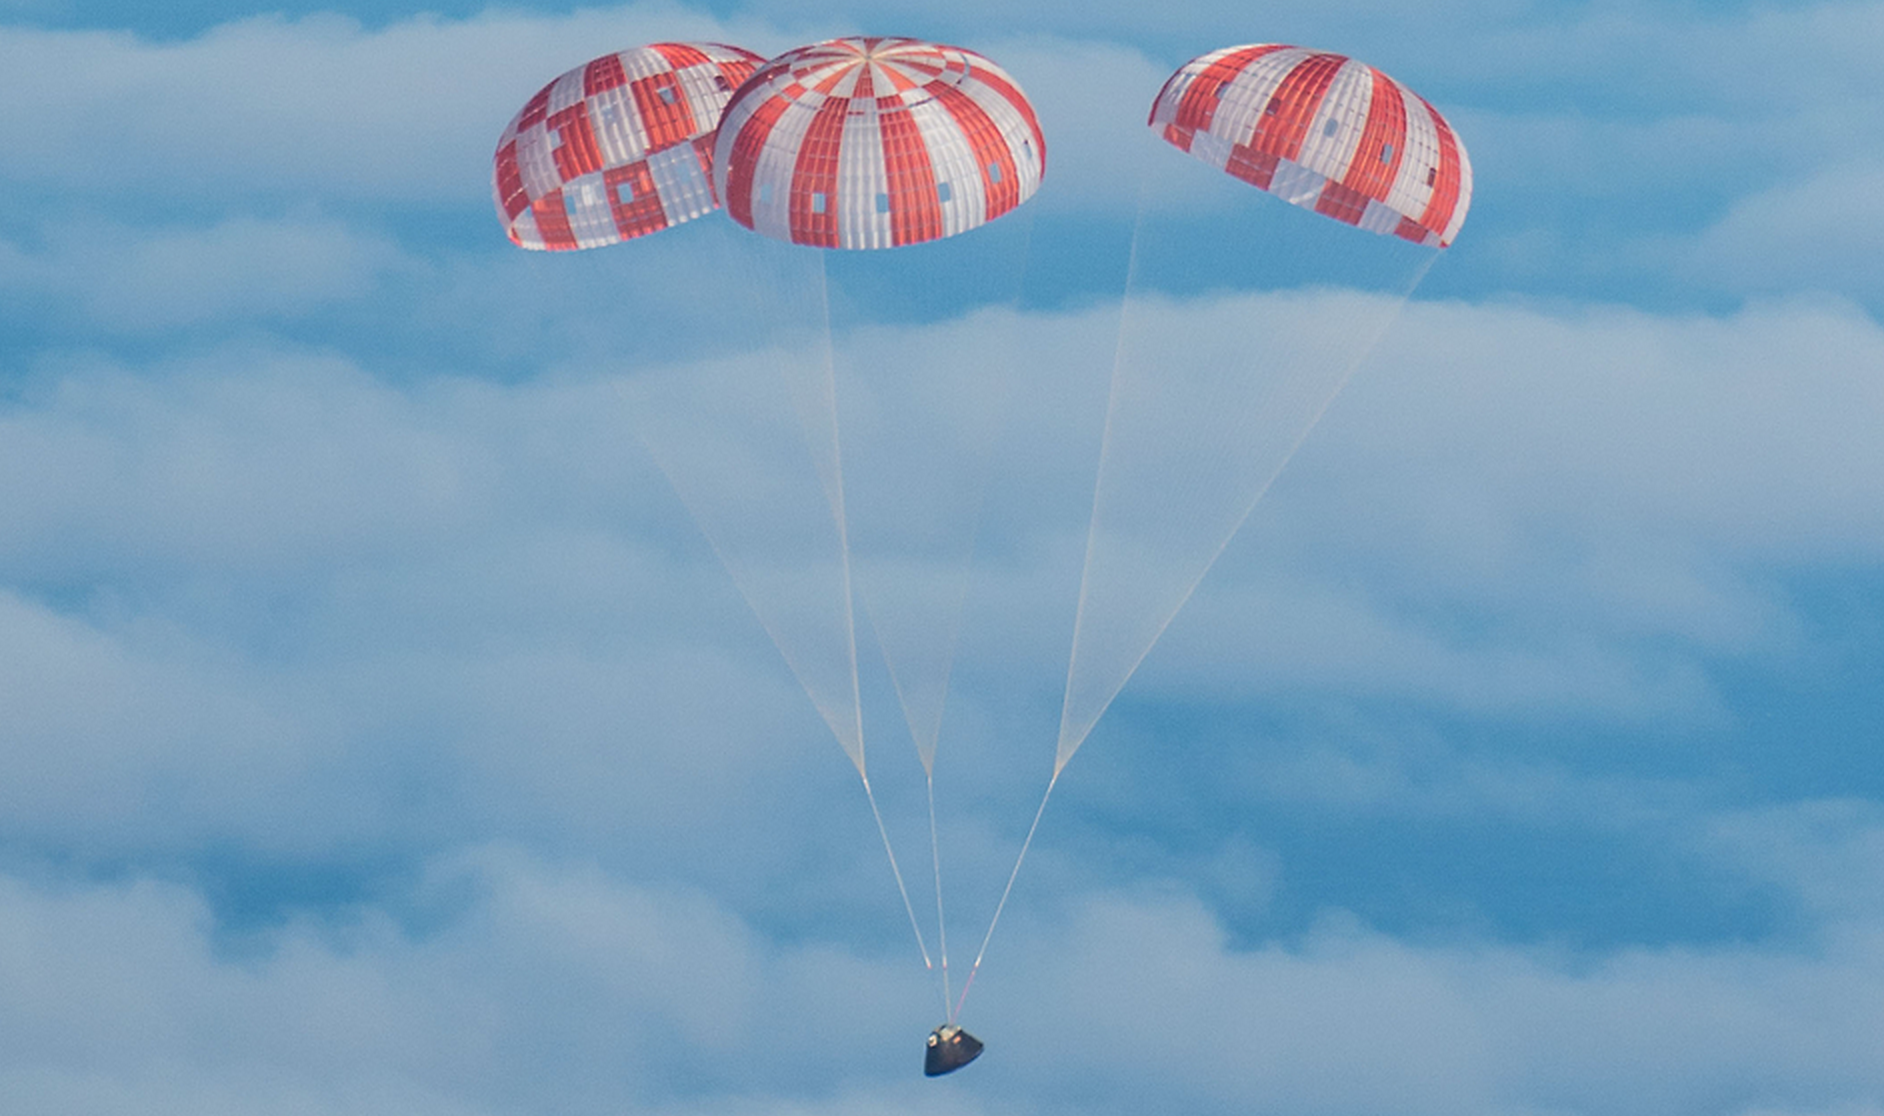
[
  {"x1": 853, "y1": 205, "x2": 1038, "y2": 775},
  {"x1": 806, "y1": 256, "x2": 867, "y2": 770},
  {"x1": 952, "y1": 765, "x2": 1060, "y2": 1023},
  {"x1": 626, "y1": 236, "x2": 869, "y2": 770},
  {"x1": 928, "y1": 770, "x2": 951, "y2": 1017},
  {"x1": 813, "y1": 250, "x2": 945, "y2": 975},
  {"x1": 860, "y1": 770, "x2": 935, "y2": 971}
]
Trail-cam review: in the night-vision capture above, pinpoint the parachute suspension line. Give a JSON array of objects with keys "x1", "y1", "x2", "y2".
[
  {"x1": 619, "y1": 392, "x2": 863, "y2": 761},
  {"x1": 813, "y1": 257, "x2": 869, "y2": 772},
  {"x1": 928, "y1": 770, "x2": 952, "y2": 1017},
  {"x1": 857, "y1": 203, "x2": 1038, "y2": 769},
  {"x1": 1056, "y1": 186, "x2": 1443, "y2": 765},
  {"x1": 1055, "y1": 182, "x2": 1153, "y2": 763},
  {"x1": 859, "y1": 771, "x2": 935, "y2": 972},
  {"x1": 1061, "y1": 277, "x2": 1430, "y2": 760},
  {"x1": 805, "y1": 254, "x2": 941, "y2": 976},
  {"x1": 952, "y1": 767, "x2": 1061, "y2": 1023},
  {"x1": 1396, "y1": 248, "x2": 1441, "y2": 308}
]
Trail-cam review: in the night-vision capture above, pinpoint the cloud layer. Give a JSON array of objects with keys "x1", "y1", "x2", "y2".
[{"x1": 4, "y1": 3, "x2": 1883, "y2": 1114}]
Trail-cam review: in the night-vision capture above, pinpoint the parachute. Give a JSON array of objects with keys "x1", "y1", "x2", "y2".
[
  {"x1": 712, "y1": 37, "x2": 1045, "y2": 249},
  {"x1": 1147, "y1": 44, "x2": 1472, "y2": 247},
  {"x1": 492, "y1": 42, "x2": 766, "y2": 250}
]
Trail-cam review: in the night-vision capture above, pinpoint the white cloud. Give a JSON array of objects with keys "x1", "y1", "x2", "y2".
[
  {"x1": 1705, "y1": 800, "x2": 1884, "y2": 922},
  {"x1": 0, "y1": 588, "x2": 299, "y2": 854},
  {"x1": 8, "y1": 836, "x2": 1884, "y2": 1116},
  {"x1": 0, "y1": 347, "x2": 490, "y2": 580},
  {"x1": 4, "y1": 289, "x2": 1879, "y2": 858},
  {"x1": 0, "y1": 847, "x2": 994, "y2": 1115},
  {"x1": 0, "y1": 852, "x2": 727, "y2": 1116},
  {"x1": 1687, "y1": 163, "x2": 1884, "y2": 303},
  {"x1": 1034, "y1": 291, "x2": 1884, "y2": 732},
  {"x1": 1333, "y1": 296, "x2": 1884, "y2": 563},
  {"x1": 0, "y1": 214, "x2": 402, "y2": 330},
  {"x1": 0, "y1": 342, "x2": 851, "y2": 861},
  {"x1": 988, "y1": 881, "x2": 1884, "y2": 1116}
]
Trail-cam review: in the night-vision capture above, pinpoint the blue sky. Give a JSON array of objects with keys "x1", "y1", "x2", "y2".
[{"x1": 3, "y1": 2, "x2": 1884, "y2": 1114}]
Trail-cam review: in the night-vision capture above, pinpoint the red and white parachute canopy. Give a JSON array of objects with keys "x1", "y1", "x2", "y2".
[
  {"x1": 1150, "y1": 45, "x2": 1472, "y2": 247},
  {"x1": 713, "y1": 37, "x2": 1045, "y2": 250},
  {"x1": 494, "y1": 42, "x2": 767, "y2": 251}
]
